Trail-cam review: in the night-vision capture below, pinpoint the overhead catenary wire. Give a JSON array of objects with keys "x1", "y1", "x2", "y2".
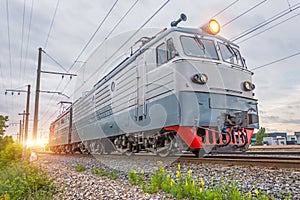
[
  {"x1": 5, "y1": 0, "x2": 12, "y2": 88},
  {"x1": 251, "y1": 51, "x2": 300, "y2": 71},
  {"x1": 39, "y1": 78, "x2": 72, "y2": 127},
  {"x1": 231, "y1": 2, "x2": 300, "y2": 41},
  {"x1": 237, "y1": 11, "x2": 300, "y2": 44},
  {"x1": 211, "y1": 0, "x2": 239, "y2": 18},
  {"x1": 0, "y1": 61, "x2": 9, "y2": 114},
  {"x1": 42, "y1": 50, "x2": 68, "y2": 72},
  {"x1": 223, "y1": 0, "x2": 267, "y2": 27},
  {"x1": 67, "y1": 0, "x2": 119, "y2": 72},
  {"x1": 23, "y1": 0, "x2": 35, "y2": 85},
  {"x1": 38, "y1": 0, "x2": 121, "y2": 126},
  {"x1": 19, "y1": 0, "x2": 27, "y2": 84},
  {"x1": 75, "y1": 0, "x2": 140, "y2": 74},
  {"x1": 41, "y1": 0, "x2": 171, "y2": 127},
  {"x1": 44, "y1": 0, "x2": 60, "y2": 49},
  {"x1": 69, "y1": 0, "x2": 171, "y2": 98}
]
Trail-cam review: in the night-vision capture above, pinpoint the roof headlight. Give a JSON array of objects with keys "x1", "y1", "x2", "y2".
[
  {"x1": 201, "y1": 19, "x2": 221, "y2": 35},
  {"x1": 243, "y1": 81, "x2": 255, "y2": 91},
  {"x1": 192, "y1": 73, "x2": 208, "y2": 84}
]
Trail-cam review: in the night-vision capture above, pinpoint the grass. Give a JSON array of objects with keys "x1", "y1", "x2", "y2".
[
  {"x1": 92, "y1": 166, "x2": 119, "y2": 180},
  {"x1": 74, "y1": 164, "x2": 87, "y2": 172},
  {"x1": 0, "y1": 143, "x2": 57, "y2": 200},
  {"x1": 128, "y1": 161, "x2": 292, "y2": 200}
]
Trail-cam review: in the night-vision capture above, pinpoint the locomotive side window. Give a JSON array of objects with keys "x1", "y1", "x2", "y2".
[
  {"x1": 180, "y1": 36, "x2": 219, "y2": 60},
  {"x1": 218, "y1": 42, "x2": 244, "y2": 67},
  {"x1": 156, "y1": 43, "x2": 167, "y2": 65},
  {"x1": 167, "y1": 38, "x2": 176, "y2": 60}
]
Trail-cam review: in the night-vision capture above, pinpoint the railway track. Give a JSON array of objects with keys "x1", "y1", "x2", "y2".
[
  {"x1": 177, "y1": 155, "x2": 300, "y2": 169},
  {"x1": 37, "y1": 151, "x2": 300, "y2": 169}
]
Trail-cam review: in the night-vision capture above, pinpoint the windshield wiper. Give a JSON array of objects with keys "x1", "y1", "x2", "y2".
[
  {"x1": 226, "y1": 44, "x2": 237, "y2": 58},
  {"x1": 194, "y1": 35, "x2": 205, "y2": 51}
]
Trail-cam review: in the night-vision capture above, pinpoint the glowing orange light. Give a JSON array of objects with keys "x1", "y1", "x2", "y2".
[
  {"x1": 201, "y1": 19, "x2": 221, "y2": 35},
  {"x1": 208, "y1": 19, "x2": 220, "y2": 35}
]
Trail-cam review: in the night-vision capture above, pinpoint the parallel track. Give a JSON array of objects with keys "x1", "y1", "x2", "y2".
[{"x1": 177, "y1": 155, "x2": 300, "y2": 169}]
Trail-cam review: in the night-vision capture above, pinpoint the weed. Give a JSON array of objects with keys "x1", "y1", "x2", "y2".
[
  {"x1": 109, "y1": 169, "x2": 119, "y2": 180},
  {"x1": 92, "y1": 167, "x2": 119, "y2": 180},
  {"x1": 74, "y1": 164, "x2": 86, "y2": 172},
  {"x1": 128, "y1": 168, "x2": 144, "y2": 185},
  {"x1": 127, "y1": 162, "x2": 290, "y2": 200}
]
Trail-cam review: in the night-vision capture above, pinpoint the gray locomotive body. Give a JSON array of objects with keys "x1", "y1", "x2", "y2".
[{"x1": 49, "y1": 24, "x2": 259, "y2": 156}]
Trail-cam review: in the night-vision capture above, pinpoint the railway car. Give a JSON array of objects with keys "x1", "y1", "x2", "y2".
[{"x1": 49, "y1": 14, "x2": 259, "y2": 157}]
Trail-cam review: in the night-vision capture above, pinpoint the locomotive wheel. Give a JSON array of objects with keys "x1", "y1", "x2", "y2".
[
  {"x1": 157, "y1": 134, "x2": 174, "y2": 157},
  {"x1": 192, "y1": 149, "x2": 207, "y2": 158},
  {"x1": 237, "y1": 130, "x2": 248, "y2": 148},
  {"x1": 124, "y1": 150, "x2": 133, "y2": 156},
  {"x1": 221, "y1": 131, "x2": 231, "y2": 146},
  {"x1": 95, "y1": 143, "x2": 104, "y2": 154},
  {"x1": 79, "y1": 142, "x2": 89, "y2": 154},
  {"x1": 65, "y1": 145, "x2": 72, "y2": 154}
]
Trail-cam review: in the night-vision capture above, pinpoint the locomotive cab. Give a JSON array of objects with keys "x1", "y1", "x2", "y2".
[{"x1": 151, "y1": 18, "x2": 259, "y2": 155}]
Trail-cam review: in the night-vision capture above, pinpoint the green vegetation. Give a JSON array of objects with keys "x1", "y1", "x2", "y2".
[
  {"x1": 128, "y1": 161, "x2": 290, "y2": 200},
  {"x1": 0, "y1": 115, "x2": 56, "y2": 200},
  {"x1": 0, "y1": 162, "x2": 55, "y2": 200},
  {"x1": 0, "y1": 115, "x2": 8, "y2": 136},
  {"x1": 0, "y1": 115, "x2": 12, "y2": 152},
  {"x1": 128, "y1": 168, "x2": 144, "y2": 185},
  {"x1": 74, "y1": 164, "x2": 87, "y2": 172},
  {"x1": 92, "y1": 166, "x2": 119, "y2": 180},
  {"x1": 255, "y1": 127, "x2": 268, "y2": 145}
]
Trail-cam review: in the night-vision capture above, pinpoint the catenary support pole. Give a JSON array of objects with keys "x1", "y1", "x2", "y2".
[{"x1": 32, "y1": 48, "x2": 42, "y2": 142}]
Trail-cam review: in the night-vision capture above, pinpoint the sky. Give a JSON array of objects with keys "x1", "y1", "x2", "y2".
[{"x1": 1, "y1": 0, "x2": 300, "y2": 141}]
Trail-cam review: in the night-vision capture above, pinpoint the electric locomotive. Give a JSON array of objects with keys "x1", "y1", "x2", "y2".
[{"x1": 49, "y1": 14, "x2": 259, "y2": 157}]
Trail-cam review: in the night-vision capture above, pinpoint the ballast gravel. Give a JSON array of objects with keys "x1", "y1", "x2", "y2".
[{"x1": 36, "y1": 153, "x2": 300, "y2": 200}]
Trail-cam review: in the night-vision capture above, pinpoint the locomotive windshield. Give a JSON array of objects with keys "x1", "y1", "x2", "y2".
[
  {"x1": 218, "y1": 42, "x2": 244, "y2": 67},
  {"x1": 180, "y1": 34, "x2": 245, "y2": 68},
  {"x1": 180, "y1": 35, "x2": 219, "y2": 60}
]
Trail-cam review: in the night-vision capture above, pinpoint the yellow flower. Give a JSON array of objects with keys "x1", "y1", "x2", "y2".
[
  {"x1": 157, "y1": 161, "x2": 163, "y2": 167},
  {"x1": 176, "y1": 170, "x2": 180, "y2": 178},
  {"x1": 255, "y1": 189, "x2": 259, "y2": 196},
  {"x1": 178, "y1": 164, "x2": 181, "y2": 171},
  {"x1": 188, "y1": 169, "x2": 192, "y2": 177},
  {"x1": 167, "y1": 174, "x2": 170, "y2": 179},
  {"x1": 199, "y1": 188, "x2": 203, "y2": 193},
  {"x1": 247, "y1": 191, "x2": 252, "y2": 197},
  {"x1": 192, "y1": 179, "x2": 195, "y2": 186},
  {"x1": 185, "y1": 179, "x2": 188, "y2": 186},
  {"x1": 171, "y1": 179, "x2": 175, "y2": 186},
  {"x1": 160, "y1": 167, "x2": 165, "y2": 173},
  {"x1": 200, "y1": 178, "x2": 205, "y2": 187}
]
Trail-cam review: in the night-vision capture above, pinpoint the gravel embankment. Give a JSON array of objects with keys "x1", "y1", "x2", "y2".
[{"x1": 36, "y1": 154, "x2": 300, "y2": 200}]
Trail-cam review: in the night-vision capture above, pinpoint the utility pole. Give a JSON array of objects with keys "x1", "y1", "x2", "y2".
[
  {"x1": 18, "y1": 110, "x2": 26, "y2": 144},
  {"x1": 33, "y1": 47, "x2": 42, "y2": 142},
  {"x1": 5, "y1": 85, "x2": 30, "y2": 159},
  {"x1": 24, "y1": 85, "x2": 30, "y2": 158},
  {"x1": 32, "y1": 48, "x2": 76, "y2": 143},
  {"x1": 18, "y1": 120, "x2": 22, "y2": 143}
]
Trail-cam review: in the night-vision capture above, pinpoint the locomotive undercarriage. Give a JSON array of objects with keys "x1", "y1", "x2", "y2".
[{"x1": 50, "y1": 125, "x2": 251, "y2": 157}]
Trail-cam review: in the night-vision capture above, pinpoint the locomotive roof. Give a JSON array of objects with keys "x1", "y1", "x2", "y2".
[
  {"x1": 70, "y1": 26, "x2": 241, "y2": 110},
  {"x1": 93, "y1": 26, "x2": 238, "y2": 90}
]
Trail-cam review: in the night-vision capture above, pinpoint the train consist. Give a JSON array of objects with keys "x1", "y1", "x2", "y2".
[{"x1": 49, "y1": 14, "x2": 259, "y2": 157}]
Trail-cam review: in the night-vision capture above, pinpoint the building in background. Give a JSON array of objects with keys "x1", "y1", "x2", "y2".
[
  {"x1": 251, "y1": 132, "x2": 300, "y2": 146},
  {"x1": 295, "y1": 132, "x2": 300, "y2": 145}
]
